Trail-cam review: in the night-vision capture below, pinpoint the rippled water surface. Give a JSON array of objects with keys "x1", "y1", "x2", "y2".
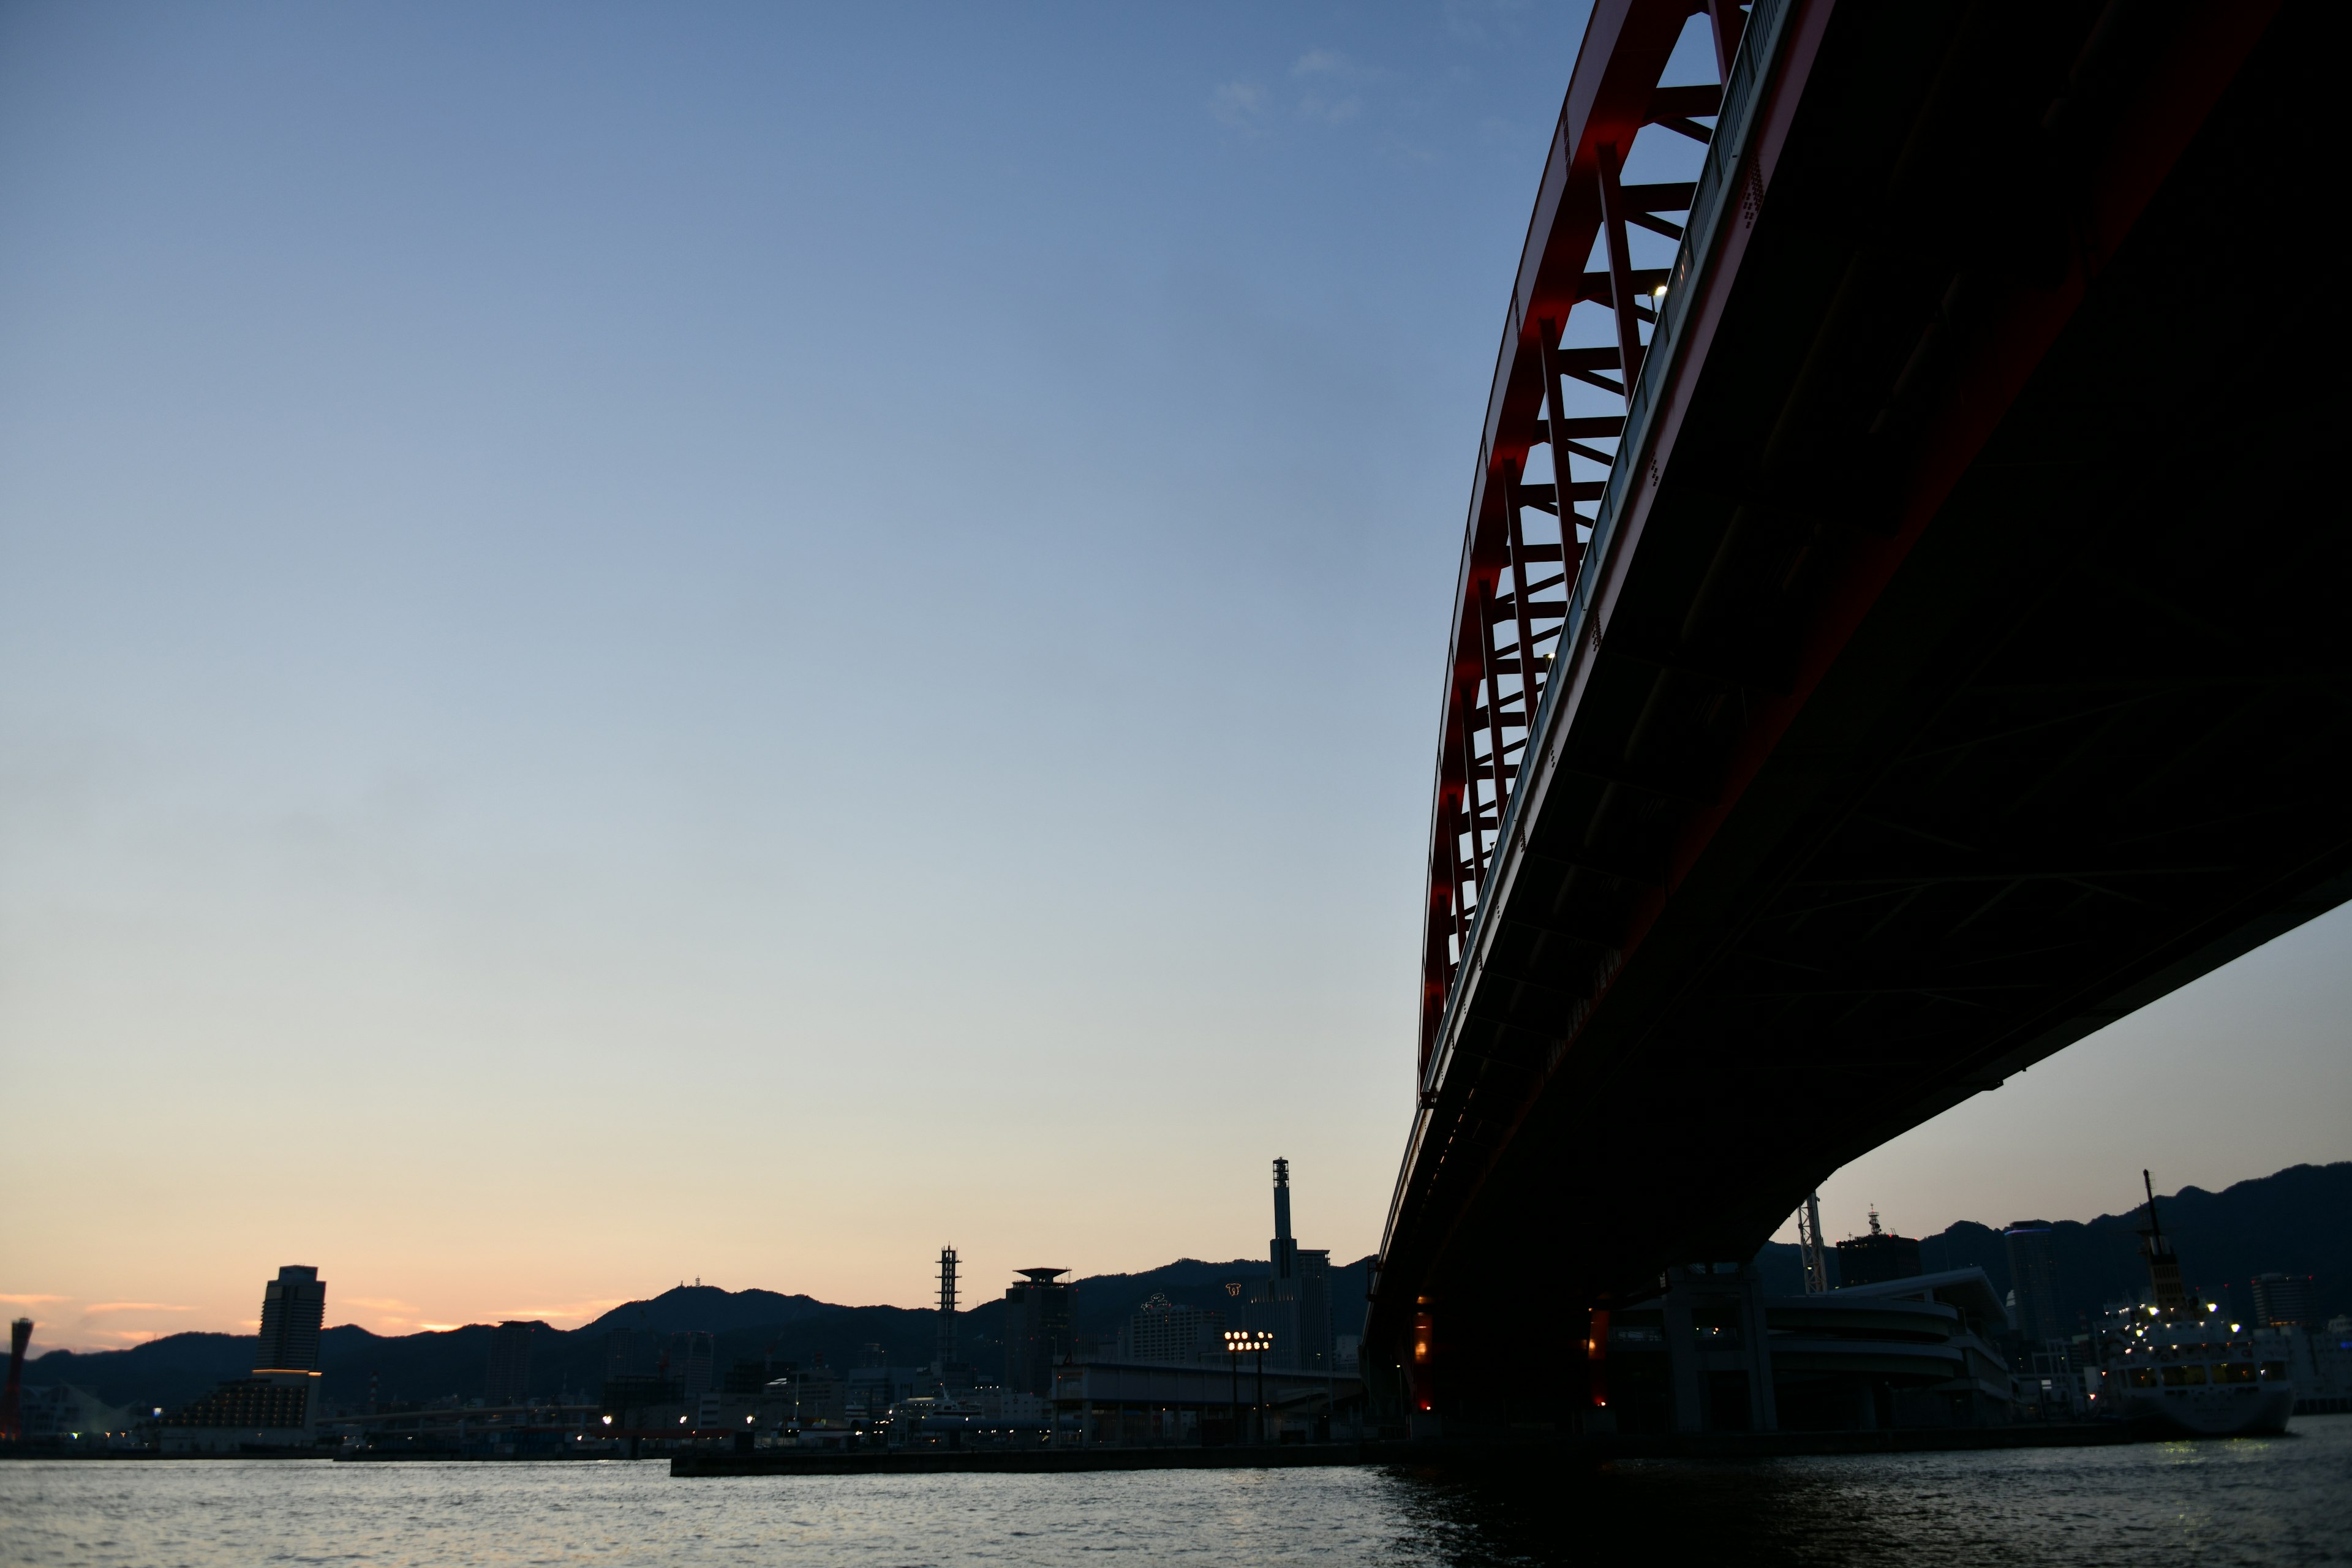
[{"x1": 6, "y1": 1415, "x2": 2348, "y2": 1567}]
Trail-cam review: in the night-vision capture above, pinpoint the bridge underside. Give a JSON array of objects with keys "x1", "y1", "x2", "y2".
[{"x1": 1376, "y1": 0, "x2": 2348, "y2": 1419}]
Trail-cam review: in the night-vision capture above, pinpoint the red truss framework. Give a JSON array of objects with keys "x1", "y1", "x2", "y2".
[{"x1": 1420, "y1": 0, "x2": 1755, "y2": 1082}]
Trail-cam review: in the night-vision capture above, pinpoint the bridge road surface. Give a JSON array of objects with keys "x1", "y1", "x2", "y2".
[{"x1": 1365, "y1": 0, "x2": 2350, "y2": 1428}]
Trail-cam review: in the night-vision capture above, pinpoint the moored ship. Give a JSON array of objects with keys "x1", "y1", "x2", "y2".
[{"x1": 2097, "y1": 1171, "x2": 2294, "y2": 1436}]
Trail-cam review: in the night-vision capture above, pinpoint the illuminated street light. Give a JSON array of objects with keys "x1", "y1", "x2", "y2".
[
  {"x1": 1224, "y1": 1330, "x2": 1246, "y2": 1443},
  {"x1": 1221, "y1": 1329, "x2": 1274, "y2": 1442}
]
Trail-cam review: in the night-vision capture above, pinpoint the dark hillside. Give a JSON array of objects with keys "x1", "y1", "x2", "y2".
[
  {"x1": 22, "y1": 1164, "x2": 2337, "y2": 1412},
  {"x1": 1761, "y1": 1163, "x2": 2351, "y2": 1331},
  {"x1": 577, "y1": 1286, "x2": 834, "y2": 1336}
]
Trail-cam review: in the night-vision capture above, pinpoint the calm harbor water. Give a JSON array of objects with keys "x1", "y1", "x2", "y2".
[{"x1": 5, "y1": 1415, "x2": 2348, "y2": 1567}]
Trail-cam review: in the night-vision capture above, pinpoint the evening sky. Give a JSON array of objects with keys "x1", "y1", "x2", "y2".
[{"x1": 4, "y1": 1, "x2": 2345, "y2": 1351}]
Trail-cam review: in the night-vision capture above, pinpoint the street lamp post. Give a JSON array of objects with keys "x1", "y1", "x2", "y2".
[
  {"x1": 1223, "y1": 1330, "x2": 1245, "y2": 1444},
  {"x1": 1252, "y1": 1331, "x2": 1272, "y2": 1442},
  {"x1": 1224, "y1": 1329, "x2": 1273, "y2": 1443}
]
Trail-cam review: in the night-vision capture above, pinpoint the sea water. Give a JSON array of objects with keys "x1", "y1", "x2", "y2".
[{"x1": 5, "y1": 1414, "x2": 2348, "y2": 1567}]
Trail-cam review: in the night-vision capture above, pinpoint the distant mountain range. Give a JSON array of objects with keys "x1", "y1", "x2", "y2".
[
  {"x1": 1751, "y1": 1161, "x2": 2350, "y2": 1330},
  {"x1": 23, "y1": 1161, "x2": 2344, "y2": 1414},
  {"x1": 20, "y1": 1255, "x2": 1372, "y2": 1416}
]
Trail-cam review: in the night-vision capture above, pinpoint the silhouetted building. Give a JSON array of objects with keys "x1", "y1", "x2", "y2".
[
  {"x1": 485, "y1": 1321, "x2": 535, "y2": 1404},
  {"x1": 2003, "y1": 1221, "x2": 2065, "y2": 1344},
  {"x1": 604, "y1": 1325, "x2": 657, "y2": 1379},
  {"x1": 665, "y1": 1331, "x2": 716, "y2": 1401},
  {"x1": 1118, "y1": 1294, "x2": 1224, "y2": 1364},
  {"x1": 723, "y1": 1357, "x2": 779, "y2": 1396},
  {"x1": 2252, "y1": 1273, "x2": 2318, "y2": 1329},
  {"x1": 14, "y1": 1384, "x2": 131, "y2": 1442},
  {"x1": 1004, "y1": 1268, "x2": 1071, "y2": 1397},
  {"x1": 164, "y1": 1267, "x2": 328, "y2": 1453},
  {"x1": 1, "y1": 1318, "x2": 28, "y2": 1442},
  {"x1": 1245, "y1": 1159, "x2": 1336, "y2": 1370},
  {"x1": 255, "y1": 1265, "x2": 326, "y2": 1373},
  {"x1": 786, "y1": 1358, "x2": 845, "y2": 1422},
  {"x1": 1834, "y1": 1209, "x2": 1921, "y2": 1287},
  {"x1": 161, "y1": 1379, "x2": 311, "y2": 1435},
  {"x1": 600, "y1": 1374, "x2": 682, "y2": 1417},
  {"x1": 845, "y1": 1363, "x2": 927, "y2": 1418},
  {"x1": 1271, "y1": 1157, "x2": 1298, "y2": 1283}
]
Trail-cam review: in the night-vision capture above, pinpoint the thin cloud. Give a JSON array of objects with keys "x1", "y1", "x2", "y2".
[
  {"x1": 1210, "y1": 80, "x2": 1269, "y2": 134},
  {"x1": 1289, "y1": 49, "x2": 1385, "y2": 85},
  {"x1": 1442, "y1": 0, "x2": 1534, "y2": 43},
  {"x1": 86, "y1": 1302, "x2": 192, "y2": 1314},
  {"x1": 343, "y1": 1298, "x2": 416, "y2": 1313},
  {"x1": 1299, "y1": 92, "x2": 1363, "y2": 126},
  {"x1": 1378, "y1": 135, "x2": 1442, "y2": 169},
  {"x1": 0, "y1": 1294, "x2": 70, "y2": 1305},
  {"x1": 1290, "y1": 50, "x2": 1385, "y2": 126},
  {"x1": 492, "y1": 1298, "x2": 627, "y2": 1324}
]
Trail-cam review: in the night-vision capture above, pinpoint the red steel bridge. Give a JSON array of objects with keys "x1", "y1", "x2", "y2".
[{"x1": 1366, "y1": 0, "x2": 2348, "y2": 1427}]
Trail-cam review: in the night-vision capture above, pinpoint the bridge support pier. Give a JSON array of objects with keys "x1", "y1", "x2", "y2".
[
  {"x1": 1738, "y1": 1264, "x2": 1778, "y2": 1434},
  {"x1": 1661, "y1": 1275, "x2": 1703, "y2": 1433},
  {"x1": 1660, "y1": 1264, "x2": 1777, "y2": 1434}
]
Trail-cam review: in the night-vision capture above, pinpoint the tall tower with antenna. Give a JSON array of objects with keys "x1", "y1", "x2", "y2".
[
  {"x1": 1270, "y1": 1158, "x2": 1297, "y2": 1281},
  {"x1": 934, "y1": 1246, "x2": 959, "y2": 1376}
]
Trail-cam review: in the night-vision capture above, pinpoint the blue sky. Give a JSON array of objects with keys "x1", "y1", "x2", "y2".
[{"x1": 4, "y1": 1, "x2": 2344, "y2": 1348}]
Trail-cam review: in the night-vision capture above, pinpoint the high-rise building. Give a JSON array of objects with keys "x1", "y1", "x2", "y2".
[
  {"x1": 1245, "y1": 1158, "x2": 1336, "y2": 1370},
  {"x1": 485, "y1": 1321, "x2": 535, "y2": 1405},
  {"x1": 2002, "y1": 1221, "x2": 2065, "y2": 1343},
  {"x1": 2251, "y1": 1273, "x2": 2318, "y2": 1328},
  {"x1": 1, "y1": 1318, "x2": 29, "y2": 1441},
  {"x1": 1003, "y1": 1268, "x2": 1071, "y2": 1397},
  {"x1": 254, "y1": 1266, "x2": 326, "y2": 1374},
  {"x1": 160, "y1": 1266, "x2": 326, "y2": 1452},
  {"x1": 1834, "y1": 1209, "x2": 1921, "y2": 1287},
  {"x1": 1118, "y1": 1294, "x2": 1224, "y2": 1364}
]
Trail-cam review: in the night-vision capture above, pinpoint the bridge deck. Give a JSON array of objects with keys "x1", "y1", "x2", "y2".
[{"x1": 1375, "y1": 0, "x2": 2348, "y2": 1421}]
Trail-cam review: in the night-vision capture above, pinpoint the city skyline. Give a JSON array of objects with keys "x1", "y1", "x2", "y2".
[{"x1": 5, "y1": 3, "x2": 2348, "y2": 1358}]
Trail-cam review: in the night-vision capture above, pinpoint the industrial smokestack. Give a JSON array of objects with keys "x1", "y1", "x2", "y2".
[{"x1": 1271, "y1": 1158, "x2": 1297, "y2": 1281}]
